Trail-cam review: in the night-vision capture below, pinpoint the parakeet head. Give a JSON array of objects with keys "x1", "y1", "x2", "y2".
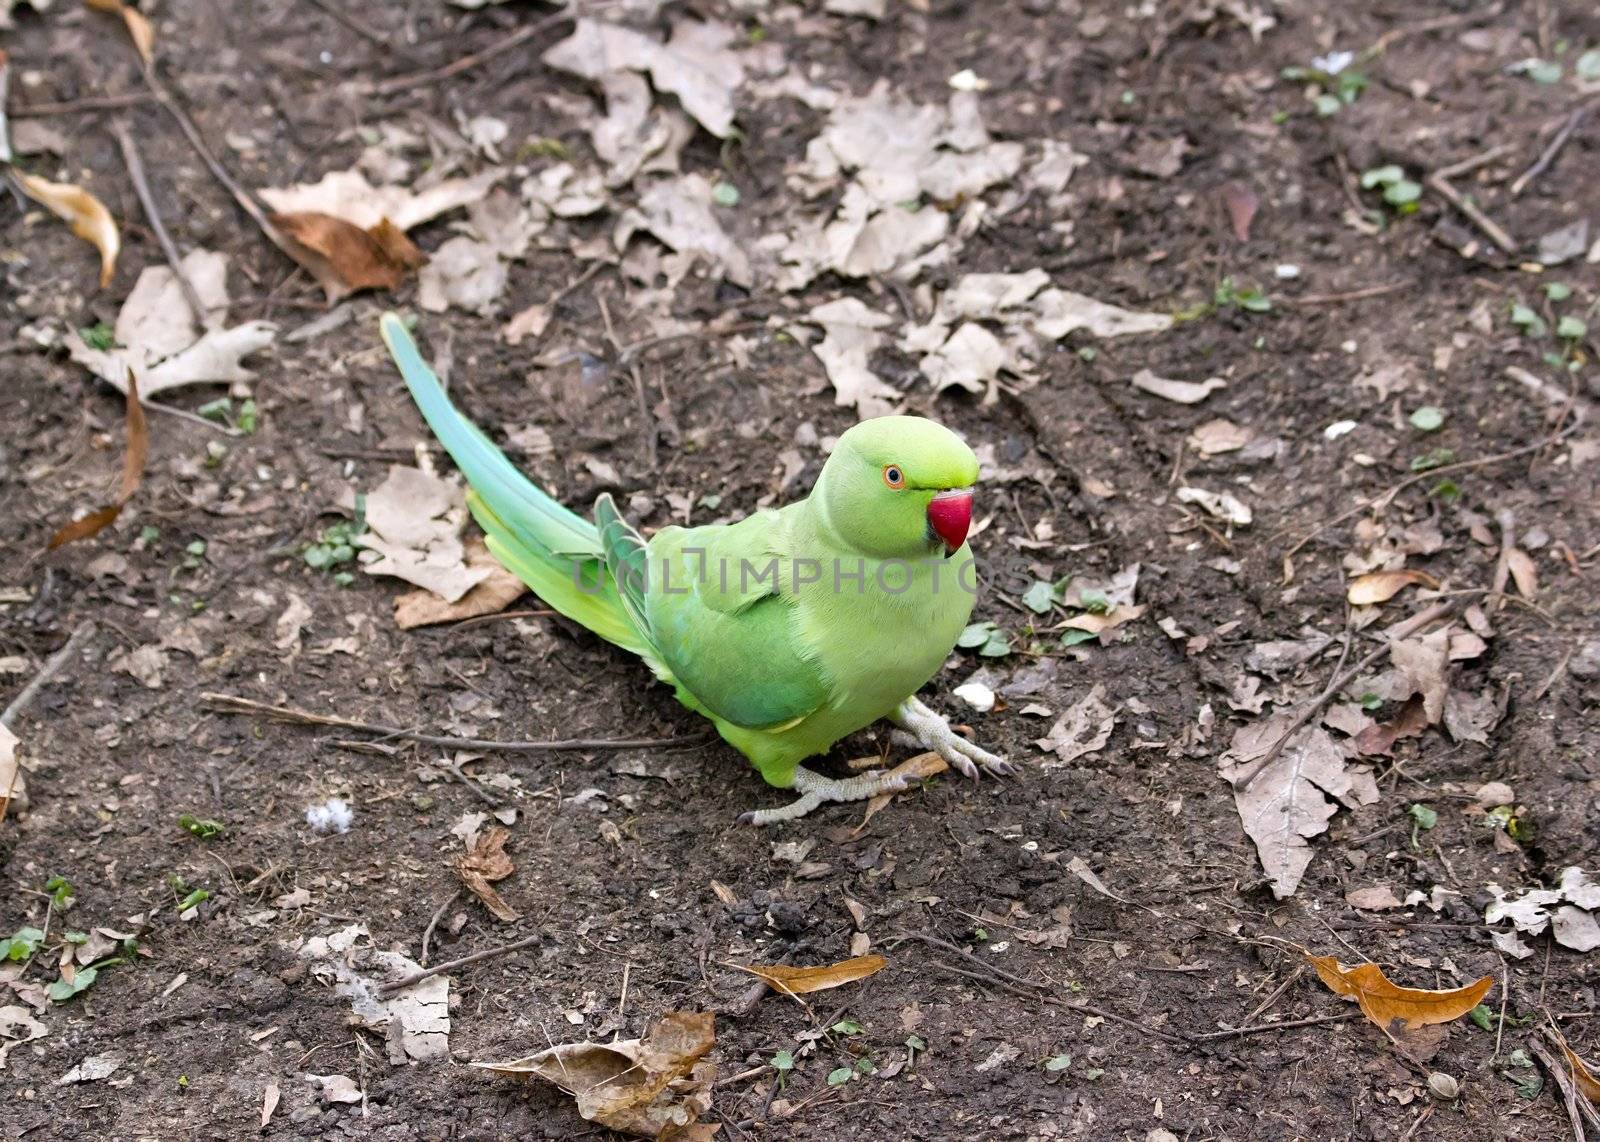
[{"x1": 813, "y1": 416, "x2": 980, "y2": 559}]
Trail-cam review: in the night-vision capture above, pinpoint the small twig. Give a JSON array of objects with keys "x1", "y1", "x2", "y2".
[
  {"x1": 113, "y1": 119, "x2": 207, "y2": 324},
  {"x1": 420, "y1": 890, "x2": 460, "y2": 967},
  {"x1": 598, "y1": 294, "x2": 657, "y2": 471},
  {"x1": 1242, "y1": 965, "x2": 1305, "y2": 1026},
  {"x1": 200, "y1": 692, "x2": 709, "y2": 753},
  {"x1": 1426, "y1": 171, "x2": 1517, "y2": 255},
  {"x1": 11, "y1": 91, "x2": 156, "y2": 118},
  {"x1": 297, "y1": 0, "x2": 420, "y2": 59},
  {"x1": 1511, "y1": 101, "x2": 1596, "y2": 197},
  {"x1": 1400, "y1": 1105, "x2": 1434, "y2": 1142},
  {"x1": 1232, "y1": 600, "x2": 1463, "y2": 792},
  {"x1": 1531, "y1": 1035, "x2": 1597, "y2": 1139},
  {"x1": 618, "y1": 321, "x2": 770, "y2": 366},
  {"x1": 379, "y1": 932, "x2": 541, "y2": 995},
  {"x1": 1433, "y1": 142, "x2": 1516, "y2": 182},
  {"x1": 1188, "y1": 1011, "x2": 1361, "y2": 1042},
  {"x1": 1285, "y1": 282, "x2": 1410, "y2": 306},
  {"x1": 364, "y1": 8, "x2": 579, "y2": 97},
  {"x1": 2, "y1": 621, "x2": 96, "y2": 728}
]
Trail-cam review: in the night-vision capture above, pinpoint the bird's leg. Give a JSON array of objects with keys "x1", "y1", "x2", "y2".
[
  {"x1": 736, "y1": 766, "x2": 912, "y2": 827},
  {"x1": 889, "y1": 695, "x2": 1016, "y2": 780}
]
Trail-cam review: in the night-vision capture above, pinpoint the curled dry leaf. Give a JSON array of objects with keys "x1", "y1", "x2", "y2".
[
  {"x1": 472, "y1": 1010, "x2": 716, "y2": 1139},
  {"x1": 1222, "y1": 182, "x2": 1259, "y2": 242},
  {"x1": 271, "y1": 212, "x2": 425, "y2": 302},
  {"x1": 1553, "y1": 1032, "x2": 1600, "y2": 1104},
  {"x1": 1347, "y1": 569, "x2": 1439, "y2": 606},
  {"x1": 8, "y1": 170, "x2": 120, "y2": 286},
  {"x1": 1036, "y1": 683, "x2": 1115, "y2": 765},
  {"x1": 851, "y1": 750, "x2": 947, "y2": 835},
  {"x1": 454, "y1": 825, "x2": 519, "y2": 922},
  {"x1": 739, "y1": 954, "x2": 887, "y2": 996},
  {"x1": 84, "y1": 0, "x2": 153, "y2": 65},
  {"x1": 394, "y1": 538, "x2": 526, "y2": 629},
  {"x1": 1505, "y1": 547, "x2": 1538, "y2": 599},
  {"x1": 1353, "y1": 693, "x2": 1429, "y2": 757},
  {"x1": 1306, "y1": 953, "x2": 1492, "y2": 1032},
  {"x1": 1129, "y1": 369, "x2": 1225, "y2": 404},
  {"x1": 48, "y1": 375, "x2": 147, "y2": 549}
]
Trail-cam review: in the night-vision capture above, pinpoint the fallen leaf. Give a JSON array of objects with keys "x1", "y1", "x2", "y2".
[
  {"x1": 1129, "y1": 369, "x2": 1225, "y2": 404},
  {"x1": 260, "y1": 1080, "x2": 280, "y2": 1129},
  {"x1": 1220, "y1": 722, "x2": 1371, "y2": 898},
  {"x1": 394, "y1": 539, "x2": 526, "y2": 629},
  {"x1": 308, "y1": 1073, "x2": 362, "y2": 1105},
  {"x1": 57, "y1": 1052, "x2": 124, "y2": 1084},
  {"x1": 418, "y1": 236, "x2": 508, "y2": 314},
  {"x1": 1189, "y1": 418, "x2": 1253, "y2": 455},
  {"x1": 1553, "y1": 906, "x2": 1600, "y2": 953},
  {"x1": 359, "y1": 465, "x2": 492, "y2": 602},
  {"x1": 1345, "y1": 886, "x2": 1405, "y2": 911},
  {"x1": 1388, "y1": 629, "x2": 1450, "y2": 724},
  {"x1": 739, "y1": 955, "x2": 886, "y2": 996},
  {"x1": 0, "y1": 724, "x2": 24, "y2": 821},
  {"x1": 454, "y1": 825, "x2": 519, "y2": 922},
  {"x1": 1058, "y1": 604, "x2": 1144, "y2": 644},
  {"x1": 1031, "y1": 288, "x2": 1172, "y2": 339},
  {"x1": 7, "y1": 170, "x2": 119, "y2": 286},
  {"x1": 1347, "y1": 569, "x2": 1439, "y2": 606},
  {"x1": 1553, "y1": 1032, "x2": 1600, "y2": 1103},
  {"x1": 0, "y1": 1003, "x2": 47, "y2": 1070},
  {"x1": 616, "y1": 173, "x2": 751, "y2": 286},
  {"x1": 851, "y1": 751, "x2": 948, "y2": 834},
  {"x1": 273, "y1": 593, "x2": 313, "y2": 651},
  {"x1": 1353, "y1": 693, "x2": 1429, "y2": 756},
  {"x1": 67, "y1": 249, "x2": 276, "y2": 396},
  {"x1": 1442, "y1": 687, "x2": 1500, "y2": 745},
  {"x1": 1222, "y1": 182, "x2": 1259, "y2": 242},
  {"x1": 920, "y1": 322, "x2": 1009, "y2": 397},
  {"x1": 1307, "y1": 954, "x2": 1492, "y2": 1032},
  {"x1": 48, "y1": 375, "x2": 147, "y2": 549},
  {"x1": 1176, "y1": 486, "x2": 1252, "y2": 527},
  {"x1": 271, "y1": 212, "x2": 425, "y2": 302},
  {"x1": 804, "y1": 298, "x2": 899, "y2": 418},
  {"x1": 297, "y1": 925, "x2": 449, "y2": 1064},
  {"x1": 1035, "y1": 684, "x2": 1115, "y2": 765},
  {"x1": 1066, "y1": 855, "x2": 1124, "y2": 901},
  {"x1": 473, "y1": 1010, "x2": 716, "y2": 1138},
  {"x1": 259, "y1": 167, "x2": 502, "y2": 232},
  {"x1": 1505, "y1": 547, "x2": 1538, "y2": 598},
  {"x1": 84, "y1": 0, "x2": 153, "y2": 66}
]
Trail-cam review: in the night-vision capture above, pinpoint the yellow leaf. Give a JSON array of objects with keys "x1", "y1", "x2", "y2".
[
  {"x1": 10, "y1": 170, "x2": 120, "y2": 287},
  {"x1": 1347, "y1": 569, "x2": 1439, "y2": 606},
  {"x1": 738, "y1": 954, "x2": 886, "y2": 997},
  {"x1": 84, "y1": 0, "x2": 155, "y2": 66},
  {"x1": 1307, "y1": 953, "x2": 1492, "y2": 1031}
]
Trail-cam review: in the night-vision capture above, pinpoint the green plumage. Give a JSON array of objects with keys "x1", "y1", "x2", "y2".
[{"x1": 379, "y1": 314, "x2": 981, "y2": 790}]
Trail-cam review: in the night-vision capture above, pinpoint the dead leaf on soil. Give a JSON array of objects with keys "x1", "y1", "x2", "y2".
[
  {"x1": 804, "y1": 297, "x2": 899, "y2": 419},
  {"x1": 1345, "y1": 885, "x2": 1405, "y2": 911},
  {"x1": 616, "y1": 173, "x2": 751, "y2": 286},
  {"x1": 1346, "y1": 569, "x2": 1439, "y2": 607},
  {"x1": 47, "y1": 374, "x2": 147, "y2": 549},
  {"x1": 1552, "y1": 1031, "x2": 1600, "y2": 1104},
  {"x1": 1504, "y1": 547, "x2": 1538, "y2": 599},
  {"x1": 454, "y1": 825, "x2": 519, "y2": 922},
  {"x1": 1385, "y1": 627, "x2": 1451, "y2": 725},
  {"x1": 1058, "y1": 604, "x2": 1144, "y2": 644},
  {"x1": 394, "y1": 539, "x2": 526, "y2": 629},
  {"x1": 297, "y1": 925, "x2": 449, "y2": 1064},
  {"x1": 1035, "y1": 684, "x2": 1115, "y2": 766},
  {"x1": 1129, "y1": 369, "x2": 1224, "y2": 404},
  {"x1": 851, "y1": 750, "x2": 947, "y2": 835},
  {"x1": 260, "y1": 167, "x2": 502, "y2": 232},
  {"x1": 359, "y1": 465, "x2": 492, "y2": 602},
  {"x1": 1306, "y1": 953, "x2": 1492, "y2": 1032},
  {"x1": 6, "y1": 169, "x2": 120, "y2": 287},
  {"x1": 272, "y1": 211, "x2": 426, "y2": 301},
  {"x1": 0, "y1": 1004, "x2": 48, "y2": 1070},
  {"x1": 418, "y1": 235, "x2": 508, "y2": 314},
  {"x1": 1030, "y1": 288, "x2": 1171, "y2": 339},
  {"x1": 1353, "y1": 693, "x2": 1429, "y2": 757},
  {"x1": 67, "y1": 249, "x2": 276, "y2": 395},
  {"x1": 1189, "y1": 418, "x2": 1253, "y2": 455},
  {"x1": 738, "y1": 955, "x2": 886, "y2": 997},
  {"x1": 83, "y1": 0, "x2": 154, "y2": 66},
  {"x1": 472, "y1": 1010, "x2": 716, "y2": 1139},
  {"x1": 1221, "y1": 182, "x2": 1258, "y2": 242}
]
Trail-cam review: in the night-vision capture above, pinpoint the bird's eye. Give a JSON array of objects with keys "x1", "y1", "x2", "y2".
[{"x1": 883, "y1": 465, "x2": 905, "y2": 489}]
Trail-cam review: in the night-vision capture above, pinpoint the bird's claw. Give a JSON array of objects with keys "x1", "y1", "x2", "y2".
[
  {"x1": 891, "y1": 695, "x2": 1015, "y2": 781},
  {"x1": 735, "y1": 767, "x2": 910, "y2": 827}
]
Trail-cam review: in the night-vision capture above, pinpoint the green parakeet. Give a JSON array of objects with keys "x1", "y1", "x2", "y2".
[{"x1": 379, "y1": 314, "x2": 1012, "y2": 823}]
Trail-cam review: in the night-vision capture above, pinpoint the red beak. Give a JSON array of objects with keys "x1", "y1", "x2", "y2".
[{"x1": 927, "y1": 489, "x2": 974, "y2": 555}]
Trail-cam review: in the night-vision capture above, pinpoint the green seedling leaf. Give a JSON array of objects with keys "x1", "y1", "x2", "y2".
[
  {"x1": 47, "y1": 964, "x2": 98, "y2": 1003},
  {"x1": 1468, "y1": 1003, "x2": 1494, "y2": 1032},
  {"x1": 1383, "y1": 179, "x2": 1422, "y2": 207},
  {"x1": 905, "y1": 1035, "x2": 926, "y2": 1053},
  {"x1": 1409, "y1": 803, "x2": 1438, "y2": 831},
  {"x1": 1579, "y1": 49, "x2": 1600, "y2": 81},
  {"x1": 178, "y1": 814, "x2": 225, "y2": 840},
  {"x1": 1556, "y1": 316, "x2": 1587, "y2": 340},
  {"x1": 1510, "y1": 304, "x2": 1547, "y2": 338},
  {"x1": 62, "y1": 930, "x2": 88, "y2": 945},
  {"x1": 1044, "y1": 1053, "x2": 1073, "y2": 1072},
  {"x1": 1527, "y1": 60, "x2": 1562, "y2": 84},
  {"x1": 1361, "y1": 165, "x2": 1404, "y2": 189},
  {"x1": 1022, "y1": 581, "x2": 1056, "y2": 614},
  {"x1": 854, "y1": 1057, "x2": 876, "y2": 1076},
  {"x1": 176, "y1": 888, "x2": 211, "y2": 913},
  {"x1": 826, "y1": 1066, "x2": 854, "y2": 1087},
  {"x1": 1359, "y1": 693, "x2": 1383, "y2": 711},
  {"x1": 196, "y1": 397, "x2": 232, "y2": 424},
  {"x1": 1544, "y1": 282, "x2": 1572, "y2": 301},
  {"x1": 832, "y1": 1019, "x2": 863, "y2": 1036},
  {"x1": 44, "y1": 876, "x2": 74, "y2": 908},
  {"x1": 771, "y1": 1049, "x2": 794, "y2": 1073},
  {"x1": 1409, "y1": 406, "x2": 1445, "y2": 432},
  {"x1": 1409, "y1": 448, "x2": 1454, "y2": 472},
  {"x1": 959, "y1": 621, "x2": 1012, "y2": 657},
  {"x1": 1060, "y1": 629, "x2": 1098, "y2": 648},
  {"x1": 1077, "y1": 590, "x2": 1112, "y2": 616},
  {"x1": 237, "y1": 399, "x2": 258, "y2": 434},
  {"x1": 79, "y1": 322, "x2": 116, "y2": 351},
  {"x1": 0, "y1": 926, "x2": 45, "y2": 961},
  {"x1": 711, "y1": 181, "x2": 740, "y2": 207}
]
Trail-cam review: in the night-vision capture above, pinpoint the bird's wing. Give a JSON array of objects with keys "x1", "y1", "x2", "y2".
[{"x1": 635, "y1": 508, "x2": 832, "y2": 732}]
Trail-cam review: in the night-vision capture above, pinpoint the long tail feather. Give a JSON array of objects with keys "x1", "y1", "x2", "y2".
[{"x1": 378, "y1": 313, "x2": 661, "y2": 665}]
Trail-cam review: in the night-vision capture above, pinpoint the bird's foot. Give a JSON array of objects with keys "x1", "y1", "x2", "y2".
[
  {"x1": 890, "y1": 695, "x2": 1016, "y2": 781},
  {"x1": 736, "y1": 766, "x2": 912, "y2": 827}
]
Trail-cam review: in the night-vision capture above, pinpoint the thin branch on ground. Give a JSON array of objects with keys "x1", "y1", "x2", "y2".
[
  {"x1": 363, "y1": 7, "x2": 580, "y2": 97},
  {"x1": 1530, "y1": 1035, "x2": 1600, "y2": 1138},
  {"x1": 1285, "y1": 281, "x2": 1410, "y2": 306},
  {"x1": 598, "y1": 293, "x2": 658, "y2": 471},
  {"x1": 1426, "y1": 170, "x2": 1517, "y2": 254},
  {"x1": 378, "y1": 932, "x2": 542, "y2": 995},
  {"x1": 113, "y1": 118, "x2": 207, "y2": 323},
  {"x1": 420, "y1": 890, "x2": 461, "y2": 967},
  {"x1": 200, "y1": 692, "x2": 710, "y2": 753},
  {"x1": 2, "y1": 621, "x2": 96, "y2": 728},
  {"x1": 618, "y1": 321, "x2": 771, "y2": 365},
  {"x1": 297, "y1": 0, "x2": 421, "y2": 60},
  {"x1": 11, "y1": 91, "x2": 155, "y2": 118},
  {"x1": 1510, "y1": 100, "x2": 1597, "y2": 196}
]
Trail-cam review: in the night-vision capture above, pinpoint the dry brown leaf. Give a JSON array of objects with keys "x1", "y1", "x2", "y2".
[
  {"x1": 850, "y1": 750, "x2": 947, "y2": 835},
  {"x1": 84, "y1": 0, "x2": 154, "y2": 65},
  {"x1": 9, "y1": 170, "x2": 120, "y2": 286},
  {"x1": 1059, "y1": 603, "x2": 1145, "y2": 643},
  {"x1": 738, "y1": 954, "x2": 886, "y2": 997},
  {"x1": 1307, "y1": 953, "x2": 1492, "y2": 1031},
  {"x1": 1555, "y1": 1033, "x2": 1600, "y2": 1103},
  {"x1": 272, "y1": 212, "x2": 426, "y2": 302},
  {"x1": 1505, "y1": 547, "x2": 1538, "y2": 599},
  {"x1": 1347, "y1": 569, "x2": 1439, "y2": 606},
  {"x1": 48, "y1": 374, "x2": 147, "y2": 548},
  {"x1": 394, "y1": 539, "x2": 526, "y2": 629},
  {"x1": 454, "y1": 825, "x2": 519, "y2": 922},
  {"x1": 1353, "y1": 693, "x2": 1429, "y2": 756},
  {"x1": 472, "y1": 1010, "x2": 715, "y2": 1139},
  {"x1": 1222, "y1": 182, "x2": 1258, "y2": 242}
]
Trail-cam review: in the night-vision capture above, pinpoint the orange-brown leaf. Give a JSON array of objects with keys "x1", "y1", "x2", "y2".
[
  {"x1": 48, "y1": 375, "x2": 147, "y2": 549},
  {"x1": 84, "y1": 0, "x2": 155, "y2": 66},
  {"x1": 10, "y1": 170, "x2": 120, "y2": 286},
  {"x1": 850, "y1": 750, "x2": 948, "y2": 836},
  {"x1": 1557, "y1": 1034, "x2": 1600, "y2": 1104},
  {"x1": 740, "y1": 954, "x2": 886, "y2": 996},
  {"x1": 394, "y1": 539, "x2": 526, "y2": 629},
  {"x1": 272, "y1": 211, "x2": 425, "y2": 302},
  {"x1": 1347, "y1": 569, "x2": 1439, "y2": 606},
  {"x1": 454, "y1": 825, "x2": 518, "y2": 922},
  {"x1": 1307, "y1": 953, "x2": 1492, "y2": 1031}
]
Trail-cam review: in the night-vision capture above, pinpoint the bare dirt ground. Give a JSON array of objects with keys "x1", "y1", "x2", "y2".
[{"x1": 3, "y1": 1, "x2": 1599, "y2": 1138}]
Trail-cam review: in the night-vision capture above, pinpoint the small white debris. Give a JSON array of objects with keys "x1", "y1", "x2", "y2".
[
  {"x1": 1176, "y1": 487, "x2": 1253, "y2": 527},
  {"x1": 948, "y1": 68, "x2": 989, "y2": 92},
  {"x1": 305, "y1": 798, "x2": 354, "y2": 835},
  {"x1": 953, "y1": 680, "x2": 997, "y2": 712},
  {"x1": 1274, "y1": 263, "x2": 1301, "y2": 279},
  {"x1": 1323, "y1": 419, "x2": 1358, "y2": 440}
]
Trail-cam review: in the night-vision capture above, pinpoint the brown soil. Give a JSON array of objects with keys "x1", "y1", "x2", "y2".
[{"x1": 3, "y1": 1, "x2": 1598, "y2": 1139}]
